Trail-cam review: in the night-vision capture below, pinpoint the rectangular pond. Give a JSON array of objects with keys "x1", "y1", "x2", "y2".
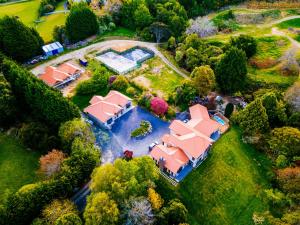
[{"x1": 90, "y1": 106, "x2": 170, "y2": 163}]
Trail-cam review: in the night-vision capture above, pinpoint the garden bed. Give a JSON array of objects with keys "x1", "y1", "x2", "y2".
[{"x1": 131, "y1": 120, "x2": 152, "y2": 138}]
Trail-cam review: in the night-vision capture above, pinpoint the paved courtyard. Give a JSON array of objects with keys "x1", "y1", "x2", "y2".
[{"x1": 91, "y1": 106, "x2": 170, "y2": 163}]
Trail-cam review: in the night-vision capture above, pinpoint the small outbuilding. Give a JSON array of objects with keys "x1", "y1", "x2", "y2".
[{"x1": 42, "y1": 42, "x2": 64, "y2": 57}]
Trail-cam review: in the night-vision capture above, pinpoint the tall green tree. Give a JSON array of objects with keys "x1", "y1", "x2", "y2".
[
  {"x1": 0, "y1": 16, "x2": 44, "y2": 62},
  {"x1": 215, "y1": 47, "x2": 247, "y2": 94},
  {"x1": 1, "y1": 58, "x2": 80, "y2": 129},
  {"x1": 65, "y1": 3, "x2": 98, "y2": 42},
  {"x1": 0, "y1": 73, "x2": 17, "y2": 126},
  {"x1": 191, "y1": 65, "x2": 215, "y2": 97},
  {"x1": 230, "y1": 34, "x2": 257, "y2": 58},
  {"x1": 134, "y1": 4, "x2": 153, "y2": 28},
  {"x1": 239, "y1": 98, "x2": 269, "y2": 135}
]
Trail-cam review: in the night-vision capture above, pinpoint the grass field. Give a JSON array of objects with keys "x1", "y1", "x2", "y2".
[
  {"x1": 277, "y1": 18, "x2": 300, "y2": 29},
  {"x1": 130, "y1": 57, "x2": 184, "y2": 99},
  {"x1": 0, "y1": 0, "x2": 67, "y2": 42},
  {"x1": 157, "y1": 127, "x2": 272, "y2": 225},
  {"x1": 0, "y1": 134, "x2": 40, "y2": 202}
]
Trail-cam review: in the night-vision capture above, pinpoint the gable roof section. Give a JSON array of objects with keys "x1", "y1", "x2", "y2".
[
  {"x1": 150, "y1": 145, "x2": 189, "y2": 174},
  {"x1": 57, "y1": 62, "x2": 81, "y2": 75},
  {"x1": 84, "y1": 91, "x2": 132, "y2": 124},
  {"x1": 187, "y1": 104, "x2": 221, "y2": 137},
  {"x1": 39, "y1": 66, "x2": 70, "y2": 86}
]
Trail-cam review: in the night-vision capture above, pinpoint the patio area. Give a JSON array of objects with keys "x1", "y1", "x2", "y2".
[{"x1": 90, "y1": 106, "x2": 170, "y2": 163}]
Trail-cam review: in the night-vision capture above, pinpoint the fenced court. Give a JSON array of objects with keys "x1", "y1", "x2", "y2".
[{"x1": 95, "y1": 46, "x2": 154, "y2": 74}]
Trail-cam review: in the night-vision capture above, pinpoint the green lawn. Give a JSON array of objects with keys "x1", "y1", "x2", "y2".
[
  {"x1": 130, "y1": 57, "x2": 184, "y2": 98},
  {"x1": 0, "y1": 0, "x2": 67, "y2": 42},
  {"x1": 157, "y1": 127, "x2": 272, "y2": 225},
  {"x1": 101, "y1": 27, "x2": 136, "y2": 38},
  {"x1": 0, "y1": 134, "x2": 40, "y2": 202},
  {"x1": 277, "y1": 18, "x2": 300, "y2": 29},
  {"x1": 253, "y1": 36, "x2": 290, "y2": 61}
]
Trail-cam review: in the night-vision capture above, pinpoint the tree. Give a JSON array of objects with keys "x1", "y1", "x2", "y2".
[
  {"x1": 224, "y1": 103, "x2": 234, "y2": 118},
  {"x1": 148, "y1": 188, "x2": 163, "y2": 211},
  {"x1": 261, "y1": 92, "x2": 287, "y2": 126},
  {"x1": 239, "y1": 98, "x2": 269, "y2": 135},
  {"x1": 277, "y1": 167, "x2": 300, "y2": 203},
  {"x1": 186, "y1": 17, "x2": 217, "y2": 38},
  {"x1": 53, "y1": 25, "x2": 66, "y2": 44},
  {"x1": 55, "y1": 213, "x2": 82, "y2": 225},
  {"x1": 215, "y1": 47, "x2": 247, "y2": 94},
  {"x1": 42, "y1": 199, "x2": 78, "y2": 224},
  {"x1": 269, "y1": 127, "x2": 300, "y2": 160},
  {"x1": 84, "y1": 192, "x2": 119, "y2": 225},
  {"x1": 150, "y1": 97, "x2": 168, "y2": 116},
  {"x1": 191, "y1": 65, "x2": 215, "y2": 97},
  {"x1": 18, "y1": 122, "x2": 56, "y2": 152},
  {"x1": 149, "y1": 22, "x2": 170, "y2": 43},
  {"x1": 90, "y1": 157, "x2": 159, "y2": 203},
  {"x1": 173, "y1": 80, "x2": 197, "y2": 108},
  {"x1": 65, "y1": 3, "x2": 98, "y2": 42},
  {"x1": 110, "y1": 75, "x2": 129, "y2": 93},
  {"x1": 0, "y1": 73, "x2": 17, "y2": 126},
  {"x1": 1, "y1": 58, "x2": 80, "y2": 130},
  {"x1": 0, "y1": 16, "x2": 44, "y2": 62},
  {"x1": 124, "y1": 197, "x2": 154, "y2": 225},
  {"x1": 134, "y1": 4, "x2": 153, "y2": 29},
  {"x1": 158, "y1": 199, "x2": 188, "y2": 225},
  {"x1": 39, "y1": 149, "x2": 66, "y2": 178},
  {"x1": 284, "y1": 81, "x2": 300, "y2": 113},
  {"x1": 230, "y1": 34, "x2": 257, "y2": 58},
  {"x1": 288, "y1": 112, "x2": 300, "y2": 128},
  {"x1": 59, "y1": 118, "x2": 95, "y2": 152}
]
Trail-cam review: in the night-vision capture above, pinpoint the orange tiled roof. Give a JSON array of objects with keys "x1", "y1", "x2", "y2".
[
  {"x1": 84, "y1": 90, "x2": 132, "y2": 123},
  {"x1": 39, "y1": 63, "x2": 81, "y2": 87},
  {"x1": 150, "y1": 145, "x2": 189, "y2": 174}
]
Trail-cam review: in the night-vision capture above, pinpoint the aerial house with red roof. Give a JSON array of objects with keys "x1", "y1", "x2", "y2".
[
  {"x1": 39, "y1": 62, "x2": 82, "y2": 88},
  {"x1": 150, "y1": 104, "x2": 224, "y2": 181},
  {"x1": 84, "y1": 90, "x2": 133, "y2": 129}
]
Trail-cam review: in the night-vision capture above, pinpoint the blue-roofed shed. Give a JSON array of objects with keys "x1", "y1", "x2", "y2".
[{"x1": 42, "y1": 42, "x2": 64, "y2": 57}]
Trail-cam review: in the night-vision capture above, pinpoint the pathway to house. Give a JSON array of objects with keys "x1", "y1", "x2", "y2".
[{"x1": 31, "y1": 40, "x2": 190, "y2": 78}]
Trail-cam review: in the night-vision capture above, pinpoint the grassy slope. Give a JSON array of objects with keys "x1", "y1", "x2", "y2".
[
  {"x1": 248, "y1": 36, "x2": 298, "y2": 87},
  {"x1": 277, "y1": 18, "x2": 300, "y2": 29},
  {"x1": 0, "y1": 0, "x2": 67, "y2": 42},
  {"x1": 0, "y1": 134, "x2": 40, "y2": 202},
  {"x1": 157, "y1": 127, "x2": 272, "y2": 225}
]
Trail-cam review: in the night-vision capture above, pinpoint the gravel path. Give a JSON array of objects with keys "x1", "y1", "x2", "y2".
[{"x1": 31, "y1": 40, "x2": 190, "y2": 78}]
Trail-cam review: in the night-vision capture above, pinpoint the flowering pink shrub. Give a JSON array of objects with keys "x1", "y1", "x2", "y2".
[{"x1": 150, "y1": 97, "x2": 168, "y2": 116}]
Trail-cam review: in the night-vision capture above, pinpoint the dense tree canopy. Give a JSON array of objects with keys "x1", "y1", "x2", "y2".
[
  {"x1": 269, "y1": 127, "x2": 300, "y2": 160},
  {"x1": 65, "y1": 3, "x2": 99, "y2": 42},
  {"x1": 0, "y1": 73, "x2": 17, "y2": 126},
  {"x1": 215, "y1": 47, "x2": 247, "y2": 94},
  {"x1": 239, "y1": 98, "x2": 269, "y2": 135},
  {"x1": 230, "y1": 34, "x2": 257, "y2": 58},
  {"x1": 84, "y1": 192, "x2": 119, "y2": 225},
  {"x1": 0, "y1": 16, "x2": 43, "y2": 62},
  {"x1": 191, "y1": 65, "x2": 215, "y2": 97}
]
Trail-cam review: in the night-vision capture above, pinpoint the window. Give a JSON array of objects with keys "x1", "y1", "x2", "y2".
[
  {"x1": 126, "y1": 102, "x2": 131, "y2": 108},
  {"x1": 107, "y1": 118, "x2": 113, "y2": 124}
]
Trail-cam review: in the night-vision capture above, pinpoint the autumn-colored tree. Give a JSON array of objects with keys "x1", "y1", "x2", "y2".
[
  {"x1": 148, "y1": 188, "x2": 164, "y2": 211},
  {"x1": 39, "y1": 149, "x2": 66, "y2": 178},
  {"x1": 277, "y1": 167, "x2": 300, "y2": 202},
  {"x1": 42, "y1": 199, "x2": 78, "y2": 225}
]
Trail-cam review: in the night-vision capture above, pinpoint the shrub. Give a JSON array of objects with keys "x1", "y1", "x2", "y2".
[
  {"x1": 38, "y1": 149, "x2": 66, "y2": 178},
  {"x1": 150, "y1": 97, "x2": 168, "y2": 116},
  {"x1": 55, "y1": 213, "x2": 82, "y2": 225},
  {"x1": 288, "y1": 112, "x2": 300, "y2": 128},
  {"x1": 167, "y1": 36, "x2": 176, "y2": 50},
  {"x1": 18, "y1": 122, "x2": 56, "y2": 152},
  {"x1": 131, "y1": 120, "x2": 152, "y2": 138},
  {"x1": 111, "y1": 75, "x2": 129, "y2": 93},
  {"x1": 230, "y1": 34, "x2": 257, "y2": 58},
  {"x1": 126, "y1": 87, "x2": 136, "y2": 96}
]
